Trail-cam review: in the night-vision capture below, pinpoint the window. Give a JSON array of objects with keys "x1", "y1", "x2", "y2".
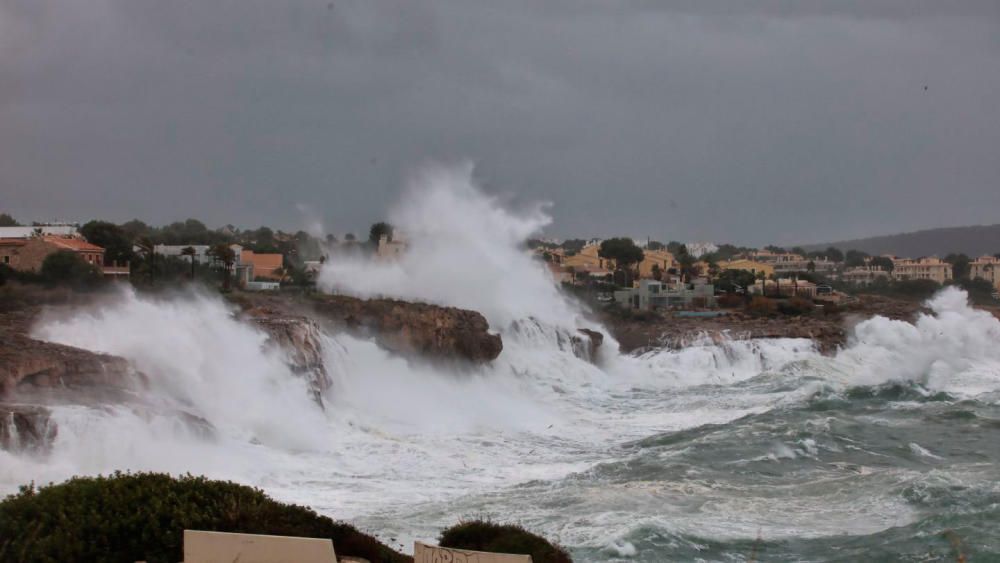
[{"x1": 2, "y1": 256, "x2": 9, "y2": 264}]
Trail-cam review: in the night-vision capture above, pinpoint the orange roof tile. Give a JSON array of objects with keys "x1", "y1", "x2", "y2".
[
  {"x1": 242, "y1": 250, "x2": 283, "y2": 270},
  {"x1": 42, "y1": 236, "x2": 104, "y2": 252}
]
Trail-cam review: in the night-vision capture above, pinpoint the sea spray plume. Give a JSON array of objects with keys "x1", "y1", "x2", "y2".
[
  {"x1": 832, "y1": 286, "x2": 1000, "y2": 394},
  {"x1": 32, "y1": 286, "x2": 329, "y2": 451},
  {"x1": 317, "y1": 163, "x2": 583, "y2": 329}
]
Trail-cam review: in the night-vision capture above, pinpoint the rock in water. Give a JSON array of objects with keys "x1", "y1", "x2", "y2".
[
  {"x1": 251, "y1": 315, "x2": 334, "y2": 405},
  {"x1": 0, "y1": 405, "x2": 57, "y2": 453}
]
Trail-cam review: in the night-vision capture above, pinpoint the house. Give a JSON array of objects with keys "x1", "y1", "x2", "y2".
[
  {"x1": 840, "y1": 265, "x2": 891, "y2": 286},
  {"x1": 614, "y1": 279, "x2": 716, "y2": 310},
  {"x1": 376, "y1": 234, "x2": 407, "y2": 260},
  {"x1": 0, "y1": 236, "x2": 112, "y2": 275},
  {"x1": 772, "y1": 257, "x2": 837, "y2": 274},
  {"x1": 568, "y1": 263, "x2": 612, "y2": 282},
  {"x1": 543, "y1": 261, "x2": 573, "y2": 284},
  {"x1": 718, "y1": 259, "x2": 774, "y2": 278},
  {"x1": 892, "y1": 257, "x2": 952, "y2": 284},
  {"x1": 240, "y1": 249, "x2": 283, "y2": 281},
  {"x1": 561, "y1": 243, "x2": 613, "y2": 271},
  {"x1": 749, "y1": 250, "x2": 805, "y2": 264},
  {"x1": 154, "y1": 244, "x2": 214, "y2": 263},
  {"x1": 969, "y1": 255, "x2": 1000, "y2": 291},
  {"x1": 751, "y1": 278, "x2": 818, "y2": 299},
  {"x1": 637, "y1": 249, "x2": 676, "y2": 279}
]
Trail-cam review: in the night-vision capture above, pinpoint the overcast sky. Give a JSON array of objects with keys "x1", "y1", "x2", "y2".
[{"x1": 2, "y1": 0, "x2": 999, "y2": 246}]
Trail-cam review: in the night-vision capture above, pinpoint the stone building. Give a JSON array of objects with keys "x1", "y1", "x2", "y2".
[{"x1": 0, "y1": 236, "x2": 105, "y2": 273}]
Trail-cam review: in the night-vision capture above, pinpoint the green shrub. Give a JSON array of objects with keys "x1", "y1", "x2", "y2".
[
  {"x1": 0, "y1": 472, "x2": 409, "y2": 563},
  {"x1": 777, "y1": 296, "x2": 815, "y2": 316},
  {"x1": 439, "y1": 520, "x2": 572, "y2": 563},
  {"x1": 40, "y1": 251, "x2": 103, "y2": 288}
]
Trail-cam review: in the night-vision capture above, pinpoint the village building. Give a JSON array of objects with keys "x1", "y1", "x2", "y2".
[
  {"x1": 840, "y1": 264, "x2": 891, "y2": 286},
  {"x1": 969, "y1": 255, "x2": 1000, "y2": 291},
  {"x1": 543, "y1": 261, "x2": 573, "y2": 284},
  {"x1": 614, "y1": 278, "x2": 716, "y2": 310},
  {"x1": 154, "y1": 244, "x2": 213, "y2": 263},
  {"x1": 891, "y1": 257, "x2": 952, "y2": 284},
  {"x1": 718, "y1": 259, "x2": 774, "y2": 278},
  {"x1": 561, "y1": 243, "x2": 614, "y2": 271},
  {"x1": 637, "y1": 249, "x2": 677, "y2": 279},
  {"x1": 772, "y1": 257, "x2": 838, "y2": 274},
  {"x1": 751, "y1": 278, "x2": 818, "y2": 299},
  {"x1": 375, "y1": 234, "x2": 407, "y2": 260},
  {"x1": 0, "y1": 236, "x2": 124, "y2": 276},
  {"x1": 240, "y1": 248, "x2": 284, "y2": 281}
]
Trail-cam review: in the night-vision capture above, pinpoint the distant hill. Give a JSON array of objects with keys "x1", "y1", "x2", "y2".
[{"x1": 804, "y1": 224, "x2": 1000, "y2": 258}]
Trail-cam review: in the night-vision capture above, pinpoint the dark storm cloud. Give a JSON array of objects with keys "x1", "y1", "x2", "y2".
[{"x1": 1, "y1": 0, "x2": 998, "y2": 245}]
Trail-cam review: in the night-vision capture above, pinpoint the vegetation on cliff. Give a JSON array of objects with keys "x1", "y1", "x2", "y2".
[
  {"x1": 0, "y1": 473, "x2": 410, "y2": 563},
  {"x1": 439, "y1": 520, "x2": 572, "y2": 563}
]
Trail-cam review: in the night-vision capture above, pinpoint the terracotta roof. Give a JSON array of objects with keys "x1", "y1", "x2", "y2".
[
  {"x1": 0, "y1": 238, "x2": 27, "y2": 247},
  {"x1": 241, "y1": 250, "x2": 283, "y2": 270},
  {"x1": 42, "y1": 236, "x2": 105, "y2": 252}
]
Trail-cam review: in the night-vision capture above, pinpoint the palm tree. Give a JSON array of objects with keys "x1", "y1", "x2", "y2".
[
  {"x1": 208, "y1": 244, "x2": 236, "y2": 290},
  {"x1": 180, "y1": 246, "x2": 197, "y2": 280},
  {"x1": 135, "y1": 237, "x2": 155, "y2": 284},
  {"x1": 755, "y1": 271, "x2": 767, "y2": 297}
]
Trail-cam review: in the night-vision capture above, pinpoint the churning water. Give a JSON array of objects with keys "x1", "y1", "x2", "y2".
[{"x1": 4, "y1": 167, "x2": 1000, "y2": 561}]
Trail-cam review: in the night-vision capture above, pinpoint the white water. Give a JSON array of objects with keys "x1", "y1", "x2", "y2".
[{"x1": 4, "y1": 166, "x2": 1000, "y2": 558}]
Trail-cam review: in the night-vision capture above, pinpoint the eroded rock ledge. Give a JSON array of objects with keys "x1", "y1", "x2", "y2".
[
  {"x1": 0, "y1": 311, "x2": 142, "y2": 397},
  {"x1": 237, "y1": 293, "x2": 504, "y2": 364},
  {"x1": 311, "y1": 295, "x2": 503, "y2": 363}
]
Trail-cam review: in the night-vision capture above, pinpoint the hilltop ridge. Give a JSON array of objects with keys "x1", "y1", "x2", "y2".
[{"x1": 804, "y1": 224, "x2": 1000, "y2": 257}]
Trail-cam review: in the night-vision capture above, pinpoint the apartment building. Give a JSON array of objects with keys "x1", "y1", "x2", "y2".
[{"x1": 891, "y1": 257, "x2": 952, "y2": 284}]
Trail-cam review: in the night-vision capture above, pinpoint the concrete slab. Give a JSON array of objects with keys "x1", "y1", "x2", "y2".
[
  {"x1": 183, "y1": 530, "x2": 336, "y2": 563},
  {"x1": 414, "y1": 541, "x2": 532, "y2": 563}
]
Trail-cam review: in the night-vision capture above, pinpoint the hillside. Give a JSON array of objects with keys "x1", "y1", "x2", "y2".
[{"x1": 804, "y1": 224, "x2": 1000, "y2": 258}]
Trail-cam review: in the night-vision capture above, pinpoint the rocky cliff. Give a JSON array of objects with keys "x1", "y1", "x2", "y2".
[
  {"x1": 234, "y1": 293, "x2": 504, "y2": 364},
  {"x1": 0, "y1": 311, "x2": 142, "y2": 397}
]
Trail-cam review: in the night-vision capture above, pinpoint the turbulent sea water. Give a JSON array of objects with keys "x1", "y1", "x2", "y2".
[{"x1": 4, "y1": 168, "x2": 1000, "y2": 561}]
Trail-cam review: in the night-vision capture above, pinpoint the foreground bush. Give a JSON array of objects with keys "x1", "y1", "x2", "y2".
[
  {"x1": 0, "y1": 472, "x2": 409, "y2": 563},
  {"x1": 439, "y1": 520, "x2": 572, "y2": 563}
]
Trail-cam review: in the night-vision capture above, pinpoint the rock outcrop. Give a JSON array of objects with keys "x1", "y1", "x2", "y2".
[
  {"x1": 574, "y1": 328, "x2": 605, "y2": 360},
  {"x1": 309, "y1": 295, "x2": 503, "y2": 363},
  {"x1": 251, "y1": 314, "x2": 334, "y2": 404},
  {"x1": 0, "y1": 308, "x2": 144, "y2": 400}
]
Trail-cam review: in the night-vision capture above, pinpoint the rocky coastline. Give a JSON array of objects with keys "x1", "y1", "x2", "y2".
[
  {"x1": 599, "y1": 295, "x2": 937, "y2": 354},
  {"x1": 0, "y1": 286, "x2": 508, "y2": 453}
]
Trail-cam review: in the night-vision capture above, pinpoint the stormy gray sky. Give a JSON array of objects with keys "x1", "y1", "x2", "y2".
[{"x1": 2, "y1": 0, "x2": 999, "y2": 246}]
